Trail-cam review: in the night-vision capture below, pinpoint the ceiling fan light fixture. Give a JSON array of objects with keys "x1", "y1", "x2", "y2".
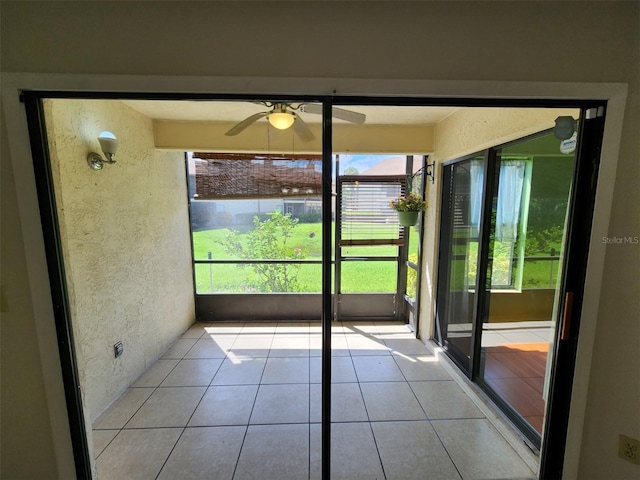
[{"x1": 268, "y1": 111, "x2": 296, "y2": 130}]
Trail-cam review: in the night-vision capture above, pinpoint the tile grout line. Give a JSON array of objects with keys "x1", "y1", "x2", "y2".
[
  {"x1": 211, "y1": 324, "x2": 248, "y2": 480},
  {"x1": 101, "y1": 325, "x2": 206, "y2": 479},
  {"x1": 231, "y1": 322, "x2": 273, "y2": 480},
  {"x1": 97, "y1": 321, "x2": 536, "y2": 479},
  {"x1": 118, "y1": 354, "x2": 183, "y2": 431},
  {"x1": 429, "y1": 421, "x2": 465, "y2": 480},
  {"x1": 158, "y1": 323, "x2": 239, "y2": 479},
  {"x1": 95, "y1": 332, "x2": 191, "y2": 435},
  {"x1": 92, "y1": 430, "x2": 118, "y2": 461},
  {"x1": 363, "y1": 325, "x2": 390, "y2": 480},
  {"x1": 347, "y1": 324, "x2": 389, "y2": 480},
  {"x1": 307, "y1": 322, "x2": 312, "y2": 480},
  {"x1": 153, "y1": 426, "x2": 187, "y2": 479},
  {"x1": 431, "y1": 340, "x2": 541, "y2": 472},
  {"x1": 385, "y1": 336, "x2": 465, "y2": 480},
  {"x1": 154, "y1": 325, "x2": 220, "y2": 479}
]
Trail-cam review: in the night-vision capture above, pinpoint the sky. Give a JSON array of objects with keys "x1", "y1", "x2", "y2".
[{"x1": 335, "y1": 154, "x2": 397, "y2": 175}]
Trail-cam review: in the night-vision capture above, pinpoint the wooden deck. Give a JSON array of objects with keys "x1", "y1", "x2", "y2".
[{"x1": 483, "y1": 342, "x2": 549, "y2": 433}]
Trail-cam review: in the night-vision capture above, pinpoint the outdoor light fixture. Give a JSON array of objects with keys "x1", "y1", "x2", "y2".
[
  {"x1": 268, "y1": 104, "x2": 296, "y2": 130},
  {"x1": 553, "y1": 116, "x2": 576, "y2": 140},
  {"x1": 87, "y1": 131, "x2": 119, "y2": 170}
]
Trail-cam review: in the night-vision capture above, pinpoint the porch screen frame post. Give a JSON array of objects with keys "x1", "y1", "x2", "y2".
[{"x1": 321, "y1": 99, "x2": 333, "y2": 480}]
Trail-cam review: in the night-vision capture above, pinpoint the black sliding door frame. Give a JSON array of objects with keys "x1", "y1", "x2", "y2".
[
  {"x1": 22, "y1": 91, "x2": 604, "y2": 480},
  {"x1": 434, "y1": 106, "x2": 606, "y2": 476},
  {"x1": 435, "y1": 150, "x2": 491, "y2": 375},
  {"x1": 22, "y1": 91, "x2": 334, "y2": 480},
  {"x1": 22, "y1": 92, "x2": 94, "y2": 480},
  {"x1": 539, "y1": 105, "x2": 606, "y2": 478}
]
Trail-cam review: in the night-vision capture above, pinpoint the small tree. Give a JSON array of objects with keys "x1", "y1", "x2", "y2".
[{"x1": 219, "y1": 211, "x2": 307, "y2": 292}]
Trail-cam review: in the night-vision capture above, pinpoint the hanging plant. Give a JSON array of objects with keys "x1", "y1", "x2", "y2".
[
  {"x1": 389, "y1": 192, "x2": 427, "y2": 227},
  {"x1": 389, "y1": 192, "x2": 427, "y2": 213}
]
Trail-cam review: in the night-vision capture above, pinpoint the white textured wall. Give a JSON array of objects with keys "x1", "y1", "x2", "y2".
[
  {"x1": 44, "y1": 99, "x2": 194, "y2": 422},
  {"x1": 433, "y1": 108, "x2": 579, "y2": 163}
]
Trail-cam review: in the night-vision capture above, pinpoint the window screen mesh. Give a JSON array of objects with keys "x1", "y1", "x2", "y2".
[
  {"x1": 192, "y1": 153, "x2": 322, "y2": 199},
  {"x1": 339, "y1": 177, "x2": 406, "y2": 246}
]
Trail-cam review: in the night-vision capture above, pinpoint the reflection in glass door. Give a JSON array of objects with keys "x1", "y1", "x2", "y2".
[
  {"x1": 435, "y1": 154, "x2": 486, "y2": 373},
  {"x1": 478, "y1": 130, "x2": 577, "y2": 441},
  {"x1": 436, "y1": 124, "x2": 580, "y2": 447}
]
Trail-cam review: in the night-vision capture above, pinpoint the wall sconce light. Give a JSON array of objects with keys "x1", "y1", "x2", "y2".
[
  {"x1": 268, "y1": 104, "x2": 296, "y2": 130},
  {"x1": 87, "y1": 131, "x2": 119, "y2": 170}
]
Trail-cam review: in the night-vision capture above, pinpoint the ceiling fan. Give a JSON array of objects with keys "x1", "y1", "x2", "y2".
[{"x1": 224, "y1": 102, "x2": 366, "y2": 141}]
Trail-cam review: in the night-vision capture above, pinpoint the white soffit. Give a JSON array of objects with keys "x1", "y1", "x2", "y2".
[{"x1": 121, "y1": 100, "x2": 459, "y2": 126}]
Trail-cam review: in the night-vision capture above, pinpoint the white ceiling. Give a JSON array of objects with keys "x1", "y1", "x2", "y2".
[{"x1": 121, "y1": 100, "x2": 459, "y2": 125}]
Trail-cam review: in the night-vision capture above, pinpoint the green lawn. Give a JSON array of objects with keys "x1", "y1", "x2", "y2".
[
  {"x1": 192, "y1": 222, "x2": 417, "y2": 293},
  {"x1": 450, "y1": 239, "x2": 561, "y2": 291},
  {"x1": 192, "y1": 222, "x2": 559, "y2": 294}
]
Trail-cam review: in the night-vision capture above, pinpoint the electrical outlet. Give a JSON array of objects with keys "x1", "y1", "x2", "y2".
[
  {"x1": 114, "y1": 341, "x2": 124, "y2": 358},
  {"x1": 618, "y1": 434, "x2": 640, "y2": 465}
]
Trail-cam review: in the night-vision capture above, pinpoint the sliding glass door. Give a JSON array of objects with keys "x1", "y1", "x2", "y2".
[
  {"x1": 436, "y1": 154, "x2": 486, "y2": 373},
  {"x1": 436, "y1": 124, "x2": 581, "y2": 447},
  {"x1": 478, "y1": 131, "x2": 576, "y2": 440}
]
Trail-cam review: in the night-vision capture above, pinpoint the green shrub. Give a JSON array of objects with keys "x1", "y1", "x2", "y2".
[
  {"x1": 218, "y1": 211, "x2": 308, "y2": 292},
  {"x1": 295, "y1": 212, "x2": 322, "y2": 223}
]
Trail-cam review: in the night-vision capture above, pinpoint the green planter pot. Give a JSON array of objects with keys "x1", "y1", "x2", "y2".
[{"x1": 398, "y1": 210, "x2": 419, "y2": 227}]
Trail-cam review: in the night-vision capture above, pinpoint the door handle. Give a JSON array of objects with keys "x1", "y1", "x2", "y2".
[{"x1": 561, "y1": 292, "x2": 574, "y2": 341}]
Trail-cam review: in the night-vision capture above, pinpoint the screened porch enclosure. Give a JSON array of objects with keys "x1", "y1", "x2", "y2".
[
  {"x1": 189, "y1": 152, "x2": 425, "y2": 323},
  {"x1": 29, "y1": 94, "x2": 605, "y2": 479}
]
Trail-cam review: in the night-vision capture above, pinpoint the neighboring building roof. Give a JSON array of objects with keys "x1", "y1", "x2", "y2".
[
  {"x1": 193, "y1": 154, "x2": 322, "y2": 199},
  {"x1": 360, "y1": 156, "x2": 423, "y2": 176}
]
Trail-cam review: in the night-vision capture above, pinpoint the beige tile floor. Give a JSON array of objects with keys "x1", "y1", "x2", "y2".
[{"x1": 93, "y1": 321, "x2": 537, "y2": 480}]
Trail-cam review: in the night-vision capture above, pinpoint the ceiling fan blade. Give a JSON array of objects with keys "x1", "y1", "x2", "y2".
[
  {"x1": 298, "y1": 103, "x2": 323, "y2": 115},
  {"x1": 331, "y1": 106, "x2": 366, "y2": 124},
  {"x1": 225, "y1": 111, "x2": 268, "y2": 136},
  {"x1": 300, "y1": 103, "x2": 366, "y2": 124},
  {"x1": 293, "y1": 114, "x2": 315, "y2": 142}
]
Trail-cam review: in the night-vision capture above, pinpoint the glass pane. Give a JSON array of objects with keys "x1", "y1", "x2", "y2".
[
  {"x1": 337, "y1": 153, "x2": 421, "y2": 176},
  {"x1": 339, "y1": 180, "x2": 403, "y2": 243},
  {"x1": 188, "y1": 128, "x2": 325, "y2": 295},
  {"x1": 406, "y1": 266, "x2": 418, "y2": 300},
  {"x1": 479, "y1": 128, "x2": 578, "y2": 435},
  {"x1": 406, "y1": 228, "x2": 420, "y2": 301},
  {"x1": 340, "y1": 261, "x2": 397, "y2": 293},
  {"x1": 407, "y1": 226, "x2": 420, "y2": 261},
  {"x1": 341, "y1": 244, "x2": 398, "y2": 257},
  {"x1": 436, "y1": 155, "x2": 485, "y2": 365},
  {"x1": 195, "y1": 263, "x2": 322, "y2": 293},
  {"x1": 191, "y1": 201, "x2": 322, "y2": 261},
  {"x1": 192, "y1": 206, "x2": 322, "y2": 262}
]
